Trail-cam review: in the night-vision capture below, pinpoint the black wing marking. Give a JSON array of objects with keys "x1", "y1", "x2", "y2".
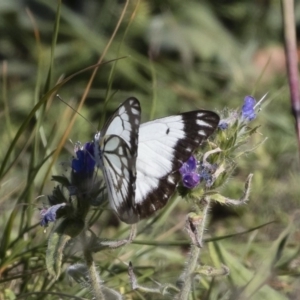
[{"x1": 118, "y1": 110, "x2": 220, "y2": 224}]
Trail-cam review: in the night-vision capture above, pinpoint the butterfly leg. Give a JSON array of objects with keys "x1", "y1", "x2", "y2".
[{"x1": 100, "y1": 224, "x2": 137, "y2": 248}]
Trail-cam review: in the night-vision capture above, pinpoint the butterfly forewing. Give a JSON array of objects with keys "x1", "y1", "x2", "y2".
[
  {"x1": 101, "y1": 97, "x2": 141, "y2": 157},
  {"x1": 128, "y1": 110, "x2": 220, "y2": 222}
]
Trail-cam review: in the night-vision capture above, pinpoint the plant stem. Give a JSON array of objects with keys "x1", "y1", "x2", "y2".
[
  {"x1": 281, "y1": 0, "x2": 300, "y2": 156},
  {"x1": 177, "y1": 198, "x2": 211, "y2": 300},
  {"x1": 82, "y1": 234, "x2": 105, "y2": 300}
]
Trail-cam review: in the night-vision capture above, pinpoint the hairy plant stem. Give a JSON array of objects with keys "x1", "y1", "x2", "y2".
[
  {"x1": 177, "y1": 197, "x2": 210, "y2": 300},
  {"x1": 82, "y1": 233, "x2": 105, "y2": 300}
]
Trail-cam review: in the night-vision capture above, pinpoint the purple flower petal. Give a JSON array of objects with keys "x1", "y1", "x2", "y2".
[
  {"x1": 40, "y1": 203, "x2": 66, "y2": 227},
  {"x1": 242, "y1": 96, "x2": 256, "y2": 121},
  {"x1": 72, "y1": 142, "x2": 95, "y2": 175},
  {"x1": 180, "y1": 155, "x2": 198, "y2": 175},
  {"x1": 182, "y1": 173, "x2": 200, "y2": 189},
  {"x1": 180, "y1": 156, "x2": 201, "y2": 188},
  {"x1": 218, "y1": 122, "x2": 228, "y2": 130}
]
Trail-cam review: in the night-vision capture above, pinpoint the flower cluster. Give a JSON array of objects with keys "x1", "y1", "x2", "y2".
[
  {"x1": 181, "y1": 95, "x2": 259, "y2": 189},
  {"x1": 179, "y1": 155, "x2": 216, "y2": 189},
  {"x1": 72, "y1": 142, "x2": 96, "y2": 177},
  {"x1": 40, "y1": 203, "x2": 66, "y2": 227},
  {"x1": 40, "y1": 142, "x2": 97, "y2": 227},
  {"x1": 218, "y1": 95, "x2": 257, "y2": 130},
  {"x1": 179, "y1": 156, "x2": 200, "y2": 188}
]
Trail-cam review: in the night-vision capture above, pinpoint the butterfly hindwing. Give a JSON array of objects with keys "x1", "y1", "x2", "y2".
[
  {"x1": 94, "y1": 98, "x2": 141, "y2": 222},
  {"x1": 101, "y1": 135, "x2": 137, "y2": 221}
]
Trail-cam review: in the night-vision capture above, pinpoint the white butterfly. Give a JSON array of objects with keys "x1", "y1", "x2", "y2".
[{"x1": 94, "y1": 97, "x2": 219, "y2": 224}]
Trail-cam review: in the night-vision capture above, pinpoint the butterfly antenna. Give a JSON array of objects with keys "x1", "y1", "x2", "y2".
[{"x1": 56, "y1": 94, "x2": 96, "y2": 130}]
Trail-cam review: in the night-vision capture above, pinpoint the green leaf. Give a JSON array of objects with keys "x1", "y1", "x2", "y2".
[
  {"x1": 209, "y1": 219, "x2": 296, "y2": 300},
  {"x1": 209, "y1": 192, "x2": 227, "y2": 204},
  {"x1": 46, "y1": 218, "x2": 84, "y2": 279},
  {"x1": 4, "y1": 289, "x2": 16, "y2": 300},
  {"x1": 0, "y1": 206, "x2": 19, "y2": 258},
  {"x1": 51, "y1": 175, "x2": 71, "y2": 187}
]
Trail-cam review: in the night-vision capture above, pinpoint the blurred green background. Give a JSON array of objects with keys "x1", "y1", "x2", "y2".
[{"x1": 0, "y1": 0, "x2": 300, "y2": 299}]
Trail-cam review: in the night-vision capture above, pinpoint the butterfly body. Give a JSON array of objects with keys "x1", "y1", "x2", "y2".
[{"x1": 94, "y1": 97, "x2": 219, "y2": 224}]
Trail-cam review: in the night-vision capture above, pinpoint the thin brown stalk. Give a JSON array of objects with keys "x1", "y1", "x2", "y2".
[{"x1": 281, "y1": 0, "x2": 300, "y2": 156}]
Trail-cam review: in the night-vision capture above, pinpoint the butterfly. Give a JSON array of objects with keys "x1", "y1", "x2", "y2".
[{"x1": 94, "y1": 97, "x2": 219, "y2": 224}]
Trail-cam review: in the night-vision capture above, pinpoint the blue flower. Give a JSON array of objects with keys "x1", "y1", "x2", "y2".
[
  {"x1": 218, "y1": 122, "x2": 229, "y2": 130},
  {"x1": 198, "y1": 162, "x2": 217, "y2": 187},
  {"x1": 72, "y1": 142, "x2": 95, "y2": 176},
  {"x1": 40, "y1": 203, "x2": 66, "y2": 227},
  {"x1": 182, "y1": 173, "x2": 201, "y2": 189},
  {"x1": 241, "y1": 96, "x2": 256, "y2": 121},
  {"x1": 180, "y1": 155, "x2": 197, "y2": 174},
  {"x1": 180, "y1": 155, "x2": 200, "y2": 188}
]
